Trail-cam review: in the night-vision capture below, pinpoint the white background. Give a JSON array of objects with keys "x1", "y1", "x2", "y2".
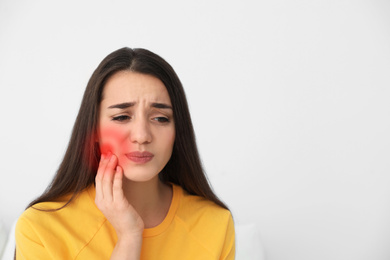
[{"x1": 1, "y1": 0, "x2": 390, "y2": 259}]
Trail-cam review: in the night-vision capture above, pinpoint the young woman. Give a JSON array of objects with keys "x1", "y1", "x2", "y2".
[{"x1": 15, "y1": 47, "x2": 235, "y2": 259}]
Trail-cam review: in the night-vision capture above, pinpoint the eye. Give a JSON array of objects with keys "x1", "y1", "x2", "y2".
[
  {"x1": 153, "y1": 117, "x2": 170, "y2": 123},
  {"x1": 112, "y1": 115, "x2": 130, "y2": 122}
]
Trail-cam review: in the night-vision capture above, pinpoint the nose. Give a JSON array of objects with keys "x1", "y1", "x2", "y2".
[{"x1": 130, "y1": 117, "x2": 152, "y2": 144}]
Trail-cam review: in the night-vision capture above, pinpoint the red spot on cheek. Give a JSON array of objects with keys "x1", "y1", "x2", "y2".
[
  {"x1": 100, "y1": 143, "x2": 114, "y2": 155},
  {"x1": 82, "y1": 127, "x2": 126, "y2": 174},
  {"x1": 98, "y1": 127, "x2": 125, "y2": 155},
  {"x1": 83, "y1": 127, "x2": 131, "y2": 174}
]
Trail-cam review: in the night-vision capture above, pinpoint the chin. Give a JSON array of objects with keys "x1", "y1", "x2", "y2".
[{"x1": 122, "y1": 168, "x2": 160, "y2": 183}]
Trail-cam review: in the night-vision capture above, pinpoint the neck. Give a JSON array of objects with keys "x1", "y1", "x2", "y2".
[{"x1": 122, "y1": 177, "x2": 172, "y2": 228}]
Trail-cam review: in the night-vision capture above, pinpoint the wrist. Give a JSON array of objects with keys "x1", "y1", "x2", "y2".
[
  {"x1": 110, "y1": 235, "x2": 143, "y2": 260},
  {"x1": 117, "y1": 232, "x2": 143, "y2": 246}
]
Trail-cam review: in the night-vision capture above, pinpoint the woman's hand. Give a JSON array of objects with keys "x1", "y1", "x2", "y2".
[{"x1": 95, "y1": 153, "x2": 144, "y2": 259}]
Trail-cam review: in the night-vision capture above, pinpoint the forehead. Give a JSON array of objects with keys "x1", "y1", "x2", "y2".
[{"x1": 101, "y1": 71, "x2": 171, "y2": 104}]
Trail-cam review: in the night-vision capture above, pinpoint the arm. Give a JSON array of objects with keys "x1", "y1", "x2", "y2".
[
  {"x1": 110, "y1": 235, "x2": 142, "y2": 259},
  {"x1": 95, "y1": 153, "x2": 144, "y2": 260}
]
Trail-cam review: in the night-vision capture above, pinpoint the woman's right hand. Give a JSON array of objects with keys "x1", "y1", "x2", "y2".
[{"x1": 95, "y1": 153, "x2": 144, "y2": 259}]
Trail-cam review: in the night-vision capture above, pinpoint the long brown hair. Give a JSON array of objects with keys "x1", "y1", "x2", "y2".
[{"x1": 28, "y1": 47, "x2": 228, "y2": 210}]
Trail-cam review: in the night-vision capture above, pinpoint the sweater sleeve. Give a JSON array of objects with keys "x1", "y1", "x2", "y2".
[
  {"x1": 15, "y1": 216, "x2": 51, "y2": 260},
  {"x1": 220, "y1": 213, "x2": 235, "y2": 260}
]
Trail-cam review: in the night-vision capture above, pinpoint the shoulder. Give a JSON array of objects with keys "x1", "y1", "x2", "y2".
[
  {"x1": 18, "y1": 186, "x2": 103, "y2": 227},
  {"x1": 17, "y1": 194, "x2": 74, "y2": 235},
  {"x1": 176, "y1": 185, "x2": 233, "y2": 224},
  {"x1": 15, "y1": 186, "x2": 116, "y2": 258},
  {"x1": 16, "y1": 186, "x2": 106, "y2": 251},
  {"x1": 174, "y1": 184, "x2": 234, "y2": 237},
  {"x1": 172, "y1": 185, "x2": 235, "y2": 259}
]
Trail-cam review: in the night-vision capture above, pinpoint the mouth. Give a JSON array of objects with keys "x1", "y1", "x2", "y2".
[{"x1": 125, "y1": 151, "x2": 154, "y2": 164}]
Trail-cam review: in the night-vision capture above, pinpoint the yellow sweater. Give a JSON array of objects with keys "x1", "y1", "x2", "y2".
[{"x1": 15, "y1": 183, "x2": 235, "y2": 259}]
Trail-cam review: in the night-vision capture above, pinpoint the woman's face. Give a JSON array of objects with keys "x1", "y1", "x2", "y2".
[{"x1": 98, "y1": 71, "x2": 175, "y2": 182}]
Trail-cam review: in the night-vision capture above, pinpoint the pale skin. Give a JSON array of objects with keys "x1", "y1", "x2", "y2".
[{"x1": 95, "y1": 71, "x2": 175, "y2": 259}]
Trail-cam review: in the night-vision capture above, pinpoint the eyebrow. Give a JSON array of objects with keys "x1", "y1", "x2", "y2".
[
  {"x1": 108, "y1": 102, "x2": 135, "y2": 109},
  {"x1": 151, "y1": 102, "x2": 172, "y2": 109},
  {"x1": 107, "y1": 102, "x2": 172, "y2": 109}
]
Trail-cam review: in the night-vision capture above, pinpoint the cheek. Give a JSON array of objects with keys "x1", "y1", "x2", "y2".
[
  {"x1": 100, "y1": 143, "x2": 114, "y2": 155},
  {"x1": 163, "y1": 131, "x2": 175, "y2": 154},
  {"x1": 99, "y1": 127, "x2": 128, "y2": 154}
]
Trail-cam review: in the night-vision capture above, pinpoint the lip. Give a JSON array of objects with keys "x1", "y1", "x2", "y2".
[{"x1": 125, "y1": 151, "x2": 154, "y2": 164}]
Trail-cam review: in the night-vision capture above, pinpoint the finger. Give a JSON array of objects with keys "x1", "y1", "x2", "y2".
[
  {"x1": 95, "y1": 153, "x2": 108, "y2": 201},
  {"x1": 113, "y1": 165, "x2": 124, "y2": 202},
  {"x1": 102, "y1": 153, "x2": 117, "y2": 202}
]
